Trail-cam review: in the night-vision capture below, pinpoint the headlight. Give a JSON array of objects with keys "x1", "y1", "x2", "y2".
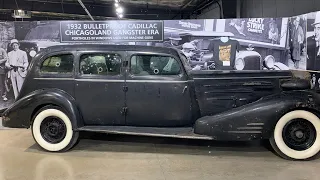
[
  {"x1": 263, "y1": 55, "x2": 275, "y2": 69},
  {"x1": 29, "y1": 50, "x2": 36, "y2": 57},
  {"x1": 235, "y1": 58, "x2": 245, "y2": 70}
]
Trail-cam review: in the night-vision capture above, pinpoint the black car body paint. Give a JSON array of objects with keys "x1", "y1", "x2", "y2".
[{"x1": 2, "y1": 44, "x2": 318, "y2": 141}]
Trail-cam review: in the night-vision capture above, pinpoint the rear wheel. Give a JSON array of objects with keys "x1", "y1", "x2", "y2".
[
  {"x1": 270, "y1": 110, "x2": 320, "y2": 160},
  {"x1": 31, "y1": 106, "x2": 79, "y2": 152}
]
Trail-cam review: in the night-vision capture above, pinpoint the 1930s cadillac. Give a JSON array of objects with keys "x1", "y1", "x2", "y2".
[{"x1": 2, "y1": 44, "x2": 319, "y2": 160}]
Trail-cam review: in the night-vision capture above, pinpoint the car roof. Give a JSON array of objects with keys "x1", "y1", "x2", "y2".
[{"x1": 38, "y1": 44, "x2": 181, "y2": 56}]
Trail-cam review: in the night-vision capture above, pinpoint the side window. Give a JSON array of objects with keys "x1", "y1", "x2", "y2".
[
  {"x1": 40, "y1": 54, "x2": 74, "y2": 74},
  {"x1": 80, "y1": 53, "x2": 122, "y2": 76},
  {"x1": 130, "y1": 54, "x2": 181, "y2": 76}
]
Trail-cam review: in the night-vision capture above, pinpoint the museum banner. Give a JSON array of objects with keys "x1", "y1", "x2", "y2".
[
  {"x1": 60, "y1": 20, "x2": 164, "y2": 42},
  {"x1": 164, "y1": 20, "x2": 206, "y2": 31},
  {"x1": 224, "y1": 18, "x2": 283, "y2": 45}
]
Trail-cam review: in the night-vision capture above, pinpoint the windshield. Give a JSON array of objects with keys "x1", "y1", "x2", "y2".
[
  {"x1": 195, "y1": 39, "x2": 212, "y2": 50},
  {"x1": 25, "y1": 25, "x2": 59, "y2": 40}
]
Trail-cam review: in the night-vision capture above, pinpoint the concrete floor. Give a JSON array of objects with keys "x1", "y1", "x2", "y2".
[{"x1": 0, "y1": 129, "x2": 319, "y2": 180}]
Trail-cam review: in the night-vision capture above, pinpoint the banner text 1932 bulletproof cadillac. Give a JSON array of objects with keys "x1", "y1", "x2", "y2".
[{"x1": 60, "y1": 20, "x2": 164, "y2": 42}]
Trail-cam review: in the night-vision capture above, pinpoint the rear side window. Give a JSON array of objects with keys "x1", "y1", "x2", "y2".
[
  {"x1": 40, "y1": 54, "x2": 74, "y2": 74},
  {"x1": 80, "y1": 53, "x2": 122, "y2": 76},
  {"x1": 130, "y1": 54, "x2": 181, "y2": 76}
]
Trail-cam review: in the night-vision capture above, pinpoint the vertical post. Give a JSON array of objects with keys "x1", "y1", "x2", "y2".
[
  {"x1": 216, "y1": 0, "x2": 224, "y2": 19},
  {"x1": 236, "y1": 0, "x2": 241, "y2": 18}
]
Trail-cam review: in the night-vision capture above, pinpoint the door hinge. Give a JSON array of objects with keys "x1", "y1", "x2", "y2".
[
  {"x1": 123, "y1": 86, "x2": 128, "y2": 92},
  {"x1": 121, "y1": 107, "x2": 128, "y2": 116}
]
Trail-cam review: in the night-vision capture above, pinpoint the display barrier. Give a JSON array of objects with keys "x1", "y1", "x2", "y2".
[{"x1": 0, "y1": 11, "x2": 320, "y2": 110}]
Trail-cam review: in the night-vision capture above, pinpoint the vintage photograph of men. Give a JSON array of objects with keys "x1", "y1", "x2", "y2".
[
  {"x1": 307, "y1": 11, "x2": 320, "y2": 71},
  {"x1": 288, "y1": 15, "x2": 307, "y2": 70}
]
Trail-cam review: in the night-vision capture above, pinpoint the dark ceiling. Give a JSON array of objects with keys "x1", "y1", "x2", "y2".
[
  {"x1": 47, "y1": 0, "x2": 194, "y2": 9},
  {"x1": 0, "y1": 0, "x2": 222, "y2": 20}
]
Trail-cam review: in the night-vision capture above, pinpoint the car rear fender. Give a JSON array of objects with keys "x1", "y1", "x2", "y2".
[
  {"x1": 2, "y1": 88, "x2": 83, "y2": 129},
  {"x1": 194, "y1": 90, "x2": 320, "y2": 141}
]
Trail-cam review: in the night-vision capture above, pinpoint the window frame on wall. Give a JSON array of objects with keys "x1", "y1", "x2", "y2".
[
  {"x1": 128, "y1": 53, "x2": 183, "y2": 77},
  {"x1": 76, "y1": 51, "x2": 124, "y2": 79},
  {"x1": 37, "y1": 52, "x2": 75, "y2": 78}
]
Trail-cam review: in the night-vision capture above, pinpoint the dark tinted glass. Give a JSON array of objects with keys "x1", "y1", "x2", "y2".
[
  {"x1": 130, "y1": 55, "x2": 180, "y2": 76},
  {"x1": 80, "y1": 53, "x2": 122, "y2": 76},
  {"x1": 40, "y1": 54, "x2": 74, "y2": 74}
]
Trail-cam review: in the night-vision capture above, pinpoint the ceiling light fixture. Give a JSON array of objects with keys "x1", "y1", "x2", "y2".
[
  {"x1": 116, "y1": 6, "x2": 123, "y2": 14},
  {"x1": 114, "y1": 0, "x2": 124, "y2": 19}
]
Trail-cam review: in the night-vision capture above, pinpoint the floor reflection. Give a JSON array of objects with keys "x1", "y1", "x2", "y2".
[
  {"x1": 34, "y1": 156, "x2": 75, "y2": 180},
  {"x1": 0, "y1": 130, "x2": 319, "y2": 180}
]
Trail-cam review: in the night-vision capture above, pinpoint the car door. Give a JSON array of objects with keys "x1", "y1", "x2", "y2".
[
  {"x1": 74, "y1": 51, "x2": 126, "y2": 126},
  {"x1": 125, "y1": 52, "x2": 193, "y2": 127}
]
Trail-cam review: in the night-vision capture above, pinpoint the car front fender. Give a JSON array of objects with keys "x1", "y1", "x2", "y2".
[
  {"x1": 194, "y1": 90, "x2": 320, "y2": 141},
  {"x1": 2, "y1": 88, "x2": 83, "y2": 129},
  {"x1": 274, "y1": 62, "x2": 290, "y2": 70}
]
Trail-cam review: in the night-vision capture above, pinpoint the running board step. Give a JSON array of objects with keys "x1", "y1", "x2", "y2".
[{"x1": 78, "y1": 126, "x2": 214, "y2": 140}]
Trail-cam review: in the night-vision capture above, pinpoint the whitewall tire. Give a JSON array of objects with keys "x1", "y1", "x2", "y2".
[
  {"x1": 270, "y1": 110, "x2": 320, "y2": 160},
  {"x1": 32, "y1": 106, "x2": 79, "y2": 152}
]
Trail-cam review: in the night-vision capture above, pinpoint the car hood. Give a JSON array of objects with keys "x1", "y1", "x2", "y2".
[{"x1": 236, "y1": 50, "x2": 261, "y2": 59}]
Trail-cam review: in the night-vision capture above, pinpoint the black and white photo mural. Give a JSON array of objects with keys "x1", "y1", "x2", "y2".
[
  {"x1": 214, "y1": 18, "x2": 290, "y2": 71},
  {"x1": 307, "y1": 11, "x2": 320, "y2": 71},
  {"x1": 288, "y1": 14, "x2": 307, "y2": 70},
  {"x1": 0, "y1": 12, "x2": 319, "y2": 110}
]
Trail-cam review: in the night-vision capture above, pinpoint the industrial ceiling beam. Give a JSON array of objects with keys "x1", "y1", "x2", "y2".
[
  {"x1": 0, "y1": 8, "x2": 119, "y2": 20},
  {"x1": 76, "y1": 0, "x2": 94, "y2": 20},
  {"x1": 24, "y1": 0, "x2": 182, "y2": 10},
  {"x1": 0, "y1": 0, "x2": 183, "y2": 20},
  {"x1": 181, "y1": 0, "x2": 198, "y2": 10}
]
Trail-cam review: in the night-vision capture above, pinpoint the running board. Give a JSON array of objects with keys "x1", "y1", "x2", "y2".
[{"x1": 78, "y1": 126, "x2": 214, "y2": 140}]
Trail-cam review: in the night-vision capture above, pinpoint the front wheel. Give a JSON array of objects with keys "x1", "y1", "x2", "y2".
[
  {"x1": 31, "y1": 106, "x2": 79, "y2": 152},
  {"x1": 270, "y1": 110, "x2": 320, "y2": 160}
]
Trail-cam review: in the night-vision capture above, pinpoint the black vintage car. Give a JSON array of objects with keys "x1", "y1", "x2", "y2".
[{"x1": 2, "y1": 44, "x2": 319, "y2": 160}]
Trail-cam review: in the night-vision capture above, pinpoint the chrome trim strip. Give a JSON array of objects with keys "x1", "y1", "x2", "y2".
[
  {"x1": 35, "y1": 78, "x2": 188, "y2": 83},
  {"x1": 76, "y1": 79, "x2": 187, "y2": 83},
  {"x1": 34, "y1": 78, "x2": 74, "y2": 80},
  {"x1": 76, "y1": 79, "x2": 124, "y2": 82},
  {"x1": 247, "y1": 123, "x2": 264, "y2": 126},
  {"x1": 194, "y1": 76, "x2": 291, "y2": 80},
  {"x1": 228, "y1": 131, "x2": 262, "y2": 134},
  {"x1": 126, "y1": 80, "x2": 188, "y2": 83},
  {"x1": 237, "y1": 127, "x2": 263, "y2": 130}
]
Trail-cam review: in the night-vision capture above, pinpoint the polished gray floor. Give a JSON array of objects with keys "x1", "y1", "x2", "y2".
[{"x1": 0, "y1": 128, "x2": 319, "y2": 180}]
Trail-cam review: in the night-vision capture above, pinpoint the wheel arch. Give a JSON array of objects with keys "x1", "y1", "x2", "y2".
[
  {"x1": 30, "y1": 103, "x2": 70, "y2": 125},
  {"x1": 265, "y1": 106, "x2": 320, "y2": 139},
  {"x1": 2, "y1": 88, "x2": 84, "y2": 130}
]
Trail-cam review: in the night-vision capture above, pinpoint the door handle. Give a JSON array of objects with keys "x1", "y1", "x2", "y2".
[{"x1": 182, "y1": 86, "x2": 188, "y2": 94}]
